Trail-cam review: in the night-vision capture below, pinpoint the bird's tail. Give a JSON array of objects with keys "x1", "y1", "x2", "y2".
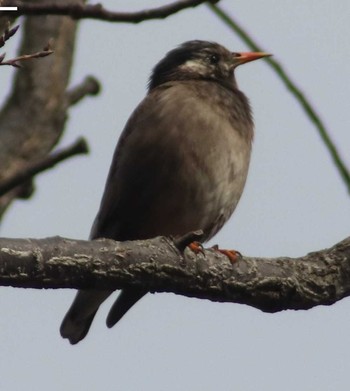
[
  {"x1": 106, "y1": 288, "x2": 147, "y2": 328},
  {"x1": 60, "y1": 290, "x2": 112, "y2": 344}
]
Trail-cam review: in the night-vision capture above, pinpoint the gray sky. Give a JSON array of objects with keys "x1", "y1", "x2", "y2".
[{"x1": 1, "y1": 1, "x2": 350, "y2": 390}]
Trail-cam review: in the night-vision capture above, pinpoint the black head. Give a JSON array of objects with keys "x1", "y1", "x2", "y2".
[{"x1": 148, "y1": 40, "x2": 270, "y2": 91}]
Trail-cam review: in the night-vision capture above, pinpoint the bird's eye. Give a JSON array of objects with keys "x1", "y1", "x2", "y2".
[{"x1": 208, "y1": 54, "x2": 220, "y2": 65}]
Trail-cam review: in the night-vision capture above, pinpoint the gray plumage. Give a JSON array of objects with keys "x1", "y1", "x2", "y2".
[{"x1": 60, "y1": 40, "x2": 268, "y2": 344}]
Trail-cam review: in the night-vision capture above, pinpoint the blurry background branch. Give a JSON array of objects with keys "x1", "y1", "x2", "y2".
[
  {"x1": 3, "y1": 0, "x2": 219, "y2": 23},
  {"x1": 0, "y1": 0, "x2": 99, "y2": 219},
  {"x1": 0, "y1": 23, "x2": 53, "y2": 68},
  {"x1": 0, "y1": 44, "x2": 53, "y2": 68},
  {"x1": 66, "y1": 75, "x2": 100, "y2": 106},
  {"x1": 0, "y1": 137, "x2": 89, "y2": 197},
  {"x1": 0, "y1": 23, "x2": 19, "y2": 48}
]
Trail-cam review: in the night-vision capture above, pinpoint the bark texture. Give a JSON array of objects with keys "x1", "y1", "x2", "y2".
[
  {"x1": 0, "y1": 235, "x2": 349, "y2": 313},
  {"x1": 0, "y1": 0, "x2": 82, "y2": 217}
]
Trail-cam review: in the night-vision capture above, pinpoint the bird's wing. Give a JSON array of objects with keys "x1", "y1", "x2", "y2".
[{"x1": 90, "y1": 82, "x2": 219, "y2": 241}]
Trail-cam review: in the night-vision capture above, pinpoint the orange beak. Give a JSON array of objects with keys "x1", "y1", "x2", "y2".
[{"x1": 234, "y1": 52, "x2": 271, "y2": 65}]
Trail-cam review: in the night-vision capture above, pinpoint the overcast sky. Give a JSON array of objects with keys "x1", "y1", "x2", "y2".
[{"x1": 1, "y1": 1, "x2": 350, "y2": 390}]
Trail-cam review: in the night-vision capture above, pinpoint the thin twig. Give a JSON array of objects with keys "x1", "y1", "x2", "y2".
[
  {"x1": 0, "y1": 137, "x2": 89, "y2": 196},
  {"x1": 0, "y1": 43, "x2": 53, "y2": 68},
  {"x1": 0, "y1": 23, "x2": 19, "y2": 49},
  {"x1": 2, "y1": 0, "x2": 219, "y2": 23},
  {"x1": 0, "y1": 23, "x2": 53, "y2": 68},
  {"x1": 208, "y1": 4, "x2": 350, "y2": 193}
]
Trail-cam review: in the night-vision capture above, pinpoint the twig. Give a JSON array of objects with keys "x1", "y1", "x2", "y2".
[
  {"x1": 66, "y1": 76, "x2": 101, "y2": 107},
  {"x1": 0, "y1": 137, "x2": 89, "y2": 196},
  {"x1": 0, "y1": 23, "x2": 19, "y2": 49},
  {"x1": 2, "y1": 0, "x2": 219, "y2": 23},
  {"x1": 0, "y1": 23, "x2": 53, "y2": 68},
  {"x1": 0, "y1": 43, "x2": 53, "y2": 68},
  {"x1": 208, "y1": 3, "x2": 350, "y2": 193}
]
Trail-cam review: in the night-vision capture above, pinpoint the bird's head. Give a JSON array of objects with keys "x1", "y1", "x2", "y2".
[{"x1": 149, "y1": 40, "x2": 270, "y2": 91}]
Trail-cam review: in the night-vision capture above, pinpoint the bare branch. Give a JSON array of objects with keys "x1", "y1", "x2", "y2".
[
  {"x1": 66, "y1": 76, "x2": 101, "y2": 107},
  {"x1": 0, "y1": 137, "x2": 89, "y2": 196},
  {"x1": 0, "y1": 0, "x2": 82, "y2": 218},
  {"x1": 3, "y1": 0, "x2": 219, "y2": 23},
  {"x1": 0, "y1": 42, "x2": 53, "y2": 68},
  {"x1": 0, "y1": 23, "x2": 53, "y2": 68},
  {"x1": 0, "y1": 235, "x2": 349, "y2": 313},
  {"x1": 0, "y1": 22, "x2": 19, "y2": 48}
]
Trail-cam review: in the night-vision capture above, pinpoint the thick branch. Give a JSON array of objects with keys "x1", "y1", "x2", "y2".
[
  {"x1": 0, "y1": 0, "x2": 81, "y2": 218},
  {"x1": 0, "y1": 235, "x2": 349, "y2": 313},
  {"x1": 3, "y1": 0, "x2": 218, "y2": 23}
]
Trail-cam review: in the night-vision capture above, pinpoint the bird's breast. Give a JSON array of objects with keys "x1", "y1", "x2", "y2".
[{"x1": 156, "y1": 81, "x2": 253, "y2": 239}]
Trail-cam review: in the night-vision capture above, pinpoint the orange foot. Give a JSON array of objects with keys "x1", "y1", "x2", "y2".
[
  {"x1": 188, "y1": 241, "x2": 205, "y2": 255},
  {"x1": 211, "y1": 244, "x2": 241, "y2": 263},
  {"x1": 188, "y1": 242, "x2": 241, "y2": 263}
]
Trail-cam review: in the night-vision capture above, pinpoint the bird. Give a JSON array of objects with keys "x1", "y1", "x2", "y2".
[{"x1": 60, "y1": 40, "x2": 270, "y2": 344}]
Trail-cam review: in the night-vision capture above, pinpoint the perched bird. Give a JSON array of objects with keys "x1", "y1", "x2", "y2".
[{"x1": 60, "y1": 40, "x2": 269, "y2": 344}]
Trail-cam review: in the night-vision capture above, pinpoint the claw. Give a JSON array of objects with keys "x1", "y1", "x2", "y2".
[
  {"x1": 211, "y1": 245, "x2": 241, "y2": 263},
  {"x1": 188, "y1": 241, "x2": 205, "y2": 255}
]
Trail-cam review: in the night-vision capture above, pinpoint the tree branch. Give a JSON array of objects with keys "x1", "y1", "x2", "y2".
[
  {"x1": 0, "y1": 137, "x2": 89, "y2": 196},
  {"x1": 0, "y1": 43, "x2": 53, "y2": 68},
  {"x1": 0, "y1": 0, "x2": 82, "y2": 218},
  {"x1": 66, "y1": 75, "x2": 101, "y2": 107},
  {"x1": 0, "y1": 23, "x2": 53, "y2": 68},
  {"x1": 3, "y1": 0, "x2": 219, "y2": 23},
  {"x1": 0, "y1": 23, "x2": 19, "y2": 48},
  {"x1": 0, "y1": 235, "x2": 349, "y2": 313}
]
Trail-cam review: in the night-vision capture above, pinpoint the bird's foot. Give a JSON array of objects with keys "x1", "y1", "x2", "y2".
[
  {"x1": 188, "y1": 241, "x2": 205, "y2": 255},
  {"x1": 174, "y1": 230, "x2": 204, "y2": 253},
  {"x1": 211, "y1": 244, "x2": 241, "y2": 263},
  {"x1": 174, "y1": 232, "x2": 241, "y2": 263},
  {"x1": 188, "y1": 241, "x2": 241, "y2": 263}
]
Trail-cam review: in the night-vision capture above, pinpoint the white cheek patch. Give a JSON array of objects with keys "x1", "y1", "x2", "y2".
[{"x1": 180, "y1": 60, "x2": 208, "y2": 75}]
